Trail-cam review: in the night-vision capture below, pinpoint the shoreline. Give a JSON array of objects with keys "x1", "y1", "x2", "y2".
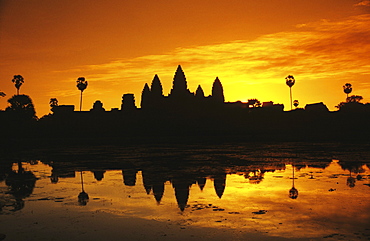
[{"x1": 0, "y1": 207, "x2": 319, "y2": 241}]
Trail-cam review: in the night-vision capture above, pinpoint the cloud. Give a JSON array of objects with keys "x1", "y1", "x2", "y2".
[
  {"x1": 355, "y1": 0, "x2": 370, "y2": 7},
  {"x1": 111, "y1": 17, "x2": 365, "y2": 77}
]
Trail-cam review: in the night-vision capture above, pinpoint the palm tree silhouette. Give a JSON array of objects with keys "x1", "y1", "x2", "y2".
[
  {"x1": 293, "y1": 100, "x2": 299, "y2": 109},
  {"x1": 285, "y1": 75, "x2": 295, "y2": 110},
  {"x1": 343, "y1": 83, "x2": 352, "y2": 99},
  {"x1": 49, "y1": 98, "x2": 58, "y2": 107},
  {"x1": 49, "y1": 98, "x2": 58, "y2": 112},
  {"x1": 12, "y1": 75, "x2": 24, "y2": 95},
  {"x1": 76, "y1": 77, "x2": 88, "y2": 111}
]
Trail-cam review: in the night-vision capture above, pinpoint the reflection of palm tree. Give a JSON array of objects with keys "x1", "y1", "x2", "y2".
[
  {"x1": 78, "y1": 171, "x2": 89, "y2": 205},
  {"x1": 76, "y1": 77, "x2": 88, "y2": 111},
  {"x1": 347, "y1": 170, "x2": 356, "y2": 188},
  {"x1": 343, "y1": 83, "x2": 352, "y2": 99},
  {"x1": 289, "y1": 165, "x2": 298, "y2": 199},
  {"x1": 12, "y1": 75, "x2": 24, "y2": 95},
  {"x1": 285, "y1": 75, "x2": 295, "y2": 110},
  {"x1": 5, "y1": 162, "x2": 37, "y2": 211}
]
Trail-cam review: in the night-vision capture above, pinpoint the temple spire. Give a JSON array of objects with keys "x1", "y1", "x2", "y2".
[
  {"x1": 170, "y1": 65, "x2": 189, "y2": 97},
  {"x1": 195, "y1": 85, "x2": 205, "y2": 99},
  {"x1": 212, "y1": 77, "x2": 224, "y2": 103},
  {"x1": 151, "y1": 74, "x2": 163, "y2": 97},
  {"x1": 141, "y1": 83, "x2": 151, "y2": 109}
]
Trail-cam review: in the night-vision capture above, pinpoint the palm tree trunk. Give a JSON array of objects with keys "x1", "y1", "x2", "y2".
[
  {"x1": 290, "y1": 87, "x2": 293, "y2": 110},
  {"x1": 79, "y1": 91, "x2": 83, "y2": 111},
  {"x1": 80, "y1": 171, "x2": 85, "y2": 192}
]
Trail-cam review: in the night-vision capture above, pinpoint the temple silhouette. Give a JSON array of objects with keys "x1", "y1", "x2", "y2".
[
  {"x1": 141, "y1": 65, "x2": 225, "y2": 111},
  {"x1": 52, "y1": 65, "x2": 228, "y2": 114},
  {"x1": 1, "y1": 65, "x2": 370, "y2": 143}
]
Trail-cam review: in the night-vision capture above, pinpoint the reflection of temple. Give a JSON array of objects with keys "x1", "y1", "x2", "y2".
[
  {"x1": 43, "y1": 160, "x2": 317, "y2": 211},
  {"x1": 141, "y1": 169, "x2": 227, "y2": 210},
  {"x1": 122, "y1": 168, "x2": 138, "y2": 186},
  {"x1": 44, "y1": 154, "x2": 338, "y2": 211}
]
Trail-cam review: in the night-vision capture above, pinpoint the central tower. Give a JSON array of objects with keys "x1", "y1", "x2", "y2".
[{"x1": 169, "y1": 65, "x2": 192, "y2": 98}]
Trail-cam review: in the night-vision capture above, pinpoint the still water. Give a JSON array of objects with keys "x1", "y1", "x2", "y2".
[{"x1": 1, "y1": 143, "x2": 370, "y2": 240}]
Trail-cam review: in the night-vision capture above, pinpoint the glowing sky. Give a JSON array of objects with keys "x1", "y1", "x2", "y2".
[{"x1": 1, "y1": 0, "x2": 370, "y2": 116}]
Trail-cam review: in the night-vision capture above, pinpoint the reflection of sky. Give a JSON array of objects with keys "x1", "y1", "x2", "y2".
[{"x1": 2, "y1": 160, "x2": 370, "y2": 239}]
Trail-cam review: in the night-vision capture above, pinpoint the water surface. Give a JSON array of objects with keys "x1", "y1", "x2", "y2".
[{"x1": 1, "y1": 143, "x2": 370, "y2": 240}]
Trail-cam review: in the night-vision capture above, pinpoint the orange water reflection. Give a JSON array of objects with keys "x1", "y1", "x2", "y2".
[{"x1": 1, "y1": 157, "x2": 369, "y2": 239}]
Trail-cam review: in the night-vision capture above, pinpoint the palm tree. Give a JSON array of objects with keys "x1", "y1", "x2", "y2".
[
  {"x1": 49, "y1": 98, "x2": 58, "y2": 107},
  {"x1": 343, "y1": 83, "x2": 352, "y2": 99},
  {"x1": 49, "y1": 98, "x2": 58, "y2": 112},
  {"x1": 12, "y1": 75, "x2": 24, "y2": 95},
  {"x1": 293, "y1": 100, "x2": 299, "y2": 109},
  {"x1": 285, "y1": 75, "x2": 295, "y2": 110},
  {"x1": 76, "y1": 77, "x2": 88, "y2": 111}
]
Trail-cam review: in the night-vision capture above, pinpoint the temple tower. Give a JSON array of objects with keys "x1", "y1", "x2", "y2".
[
  {"x1": 195, "y1": 85, "x2": 205, "y2": 99},
  {"x1": 169, "y1": 65, "x2": 192, "y2": 98},
  {"x1": 151, "y1": 74, "x2": 163, "y2": 97},
  {"x1": 211, "y1": 77, "x2": 225, "y2": 103},
  {"x1": 121, "y1": 94, "x2": 137, "y2": 111},
  {"x1": 141, "y1": 83, "x2": 151, "y2": 109}
]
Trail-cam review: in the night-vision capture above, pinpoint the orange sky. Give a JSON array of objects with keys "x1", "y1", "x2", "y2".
[{"x1": 1, "y1": 0, "x2": 370, "y2": 117}]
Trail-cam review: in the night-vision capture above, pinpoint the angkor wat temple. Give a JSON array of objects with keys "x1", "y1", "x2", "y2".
[
  {"x1": 140, "y1": 65, "x2": 225, "y2": 111},
  {"x1": 54, "y1": 65, "x2": 236, "y2": 114}
]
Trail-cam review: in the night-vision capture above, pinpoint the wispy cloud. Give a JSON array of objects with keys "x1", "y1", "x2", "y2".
[{"x1": 355, "y1": 0, "x2": 370, "y2": 7}]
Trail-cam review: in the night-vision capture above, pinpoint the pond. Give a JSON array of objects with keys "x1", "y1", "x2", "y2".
[{"x1": 1, "y1": 143, "x2": 370, "y2": 240}]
